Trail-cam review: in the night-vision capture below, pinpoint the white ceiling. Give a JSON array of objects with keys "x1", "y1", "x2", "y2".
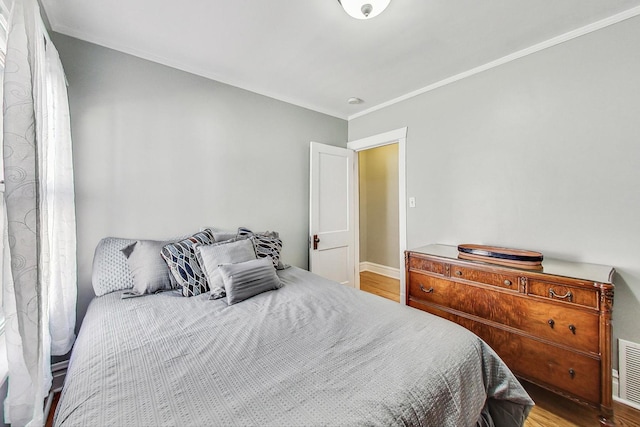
[{"x1": 41, "y1": 0, "x2": 640, "y2": 119}]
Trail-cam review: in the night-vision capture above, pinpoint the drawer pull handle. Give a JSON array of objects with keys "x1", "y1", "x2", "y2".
[
  {"x1": 547, "y1": 319, "x2": 555, "y2": 329},
  {"x1": 504, "y1": 279, "x2": 512, "y2": 286},
  {"x1": 549, "y1": 288, "x2": 573, "y2": 302},
  {"x1": 455, "y1": 270, "x2": 463, "y2": 276},
  {"x1": 419, "y1": 284, "x2": 434, "y2": 294},
  {"x1": 568, "y1": 368, "x2": 575, "y2": 379},
  {"x1": 569, "y1": 324, "x2": 576, "y2": 334}
]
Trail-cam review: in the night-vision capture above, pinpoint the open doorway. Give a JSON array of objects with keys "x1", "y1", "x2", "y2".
[
  {"x1": 347, "y1": 127, "x2": 407, "y2": 304},
  {"x1": 358, "y1": 144, "x2": 400, "y2": 302}
]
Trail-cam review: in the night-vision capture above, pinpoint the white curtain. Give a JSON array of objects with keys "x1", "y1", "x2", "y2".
[
  {"x1": 2, "y1": 0, "x2": 77, "y2": 425},
  {"x1": 41, "y1": 16, "x2": 77, "y2": 358}
]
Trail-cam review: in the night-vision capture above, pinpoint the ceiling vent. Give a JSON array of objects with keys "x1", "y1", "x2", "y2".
[{"x1": 619, "y1": 339, "x2": 640, "y2": 410}]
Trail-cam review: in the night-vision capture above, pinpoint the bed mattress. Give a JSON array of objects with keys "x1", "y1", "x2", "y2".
[{"x1": 55, "y1": 267, "x2": 533, "y2": 426}]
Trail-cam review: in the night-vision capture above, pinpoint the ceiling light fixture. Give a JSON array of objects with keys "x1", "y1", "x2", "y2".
[
  {"x1": 338, "y1": 0, "x2": 391, "y2": 20},
  {"x1": 348, "y1": 97, "x2": 364, "y2": 105}
]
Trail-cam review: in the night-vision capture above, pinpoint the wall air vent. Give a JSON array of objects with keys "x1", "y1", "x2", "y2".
[{"x1": 619, "y1": 339, "x2": 640, "y2": 410}]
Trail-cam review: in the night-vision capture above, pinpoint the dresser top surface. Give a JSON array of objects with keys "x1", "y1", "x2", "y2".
[{"x1": 408, "y1": 244, "x2": 615, "y2": 285}]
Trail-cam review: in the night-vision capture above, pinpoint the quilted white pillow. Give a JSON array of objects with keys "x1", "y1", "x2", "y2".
[{"x1": 91, "y1": 237, "x2": 137, "y2": 296}]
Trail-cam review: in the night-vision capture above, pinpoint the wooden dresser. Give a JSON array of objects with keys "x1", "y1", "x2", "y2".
[{"x1": 405, "y1": 244, "x2": 615, "y2": 424}]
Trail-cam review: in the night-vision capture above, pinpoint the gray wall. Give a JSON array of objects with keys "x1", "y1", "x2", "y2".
[
  {"x1": 358, "y1": 144, "x2": 399, "y2": 268},
  {"x1": 349, "y1": 16, "x2": 640, "y2": 368},
  {"x1": 52, "y1": 34, "x2": 347, "y2": 329}
]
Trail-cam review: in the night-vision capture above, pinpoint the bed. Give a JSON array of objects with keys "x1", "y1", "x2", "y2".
[{"x1": 54, "y1": 234, "x2": 533, "y2": 426}]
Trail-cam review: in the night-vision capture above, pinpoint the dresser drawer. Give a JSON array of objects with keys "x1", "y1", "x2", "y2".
[
  {"x1": 515, "y1": 301, "x2": 599, "y2": 354},
  {"x1": 416, "y1": 305, "x2": 601, "y2": 405},
  {"x1": 408, "y1": 272, "x2": 599, "y2": 353},
  {"x1": 528, "y1": 279, "x2": 599, "y2": 309},
  {"x1": 449, "y1": 264, "x2": 519, "y2": 291},
  {"x1": 408, "y1": 273, "x2": 454, "y2": 308},
  {"x1": 408, "y1": 256, "x2": 445, "y2": 276},
  {"x1": 490, "y1": 327, "x2": 601, "y2": 404}
]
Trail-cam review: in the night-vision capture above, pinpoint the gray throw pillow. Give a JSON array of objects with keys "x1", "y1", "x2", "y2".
[
  {"x1": 218, "y1": 257, "x2": 282, "y2": 305},
  {"x1": 213, "y1": 231, "x2": 237, "y2": 242},
  {"x1": 121, "y1": 240, "x2": 176, "y2": 296},
  {"x1": 200, "y1": 227, "x2": 237, "y2": 243},
  {"x1": 195, "y1": 238, "x2": 257, "y2": 300}
]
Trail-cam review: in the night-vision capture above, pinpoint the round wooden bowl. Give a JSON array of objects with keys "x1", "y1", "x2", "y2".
[{"x1": 457, "y1": 244, "x2": 543, "y2": 269}]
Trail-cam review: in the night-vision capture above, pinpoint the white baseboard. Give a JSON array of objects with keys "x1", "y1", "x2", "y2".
[
  {"x1": 44, "y1": 391, "x2": 55, "y2": 422},
  {"x1": 51, "y1": 360, "x2": 69, "y2": 393},
  {"x1": 613, "y1": 395, "x2": 640, "y2": 411},
  {"x1": 359, "y1": 262, "x2": 400, "y2": 280},
  {"x1": 610, "y1": 368, "x2": 640, "y2": 410}
]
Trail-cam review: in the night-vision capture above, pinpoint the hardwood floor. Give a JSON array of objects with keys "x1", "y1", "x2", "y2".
[
  {"x1": 360, "y1": 271, "x2": 400, "y2": 302},
  {"x1": 45, "y1": 392, "x2": 60, "y2": 427},
  {"x1": 523, "y1": 380, "x2": 640, "y2": 426}
]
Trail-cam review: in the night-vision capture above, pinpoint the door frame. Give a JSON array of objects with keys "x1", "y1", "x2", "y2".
[{"x1": 347, "y1": 127, "x2": 407, "y2": 304}]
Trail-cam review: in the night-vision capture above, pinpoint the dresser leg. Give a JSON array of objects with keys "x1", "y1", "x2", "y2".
[{"x1": 598, "y1": 413, "x2": 615, "y2": 426}]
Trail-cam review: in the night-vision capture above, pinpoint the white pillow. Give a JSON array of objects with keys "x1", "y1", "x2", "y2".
[{"x1": 195, "y1": 239, "x2": 257, "y2": 299}]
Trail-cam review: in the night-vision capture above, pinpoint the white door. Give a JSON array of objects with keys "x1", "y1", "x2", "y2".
[{"x1": 309, "y1": 142, "x2": 356, "y2": 287}]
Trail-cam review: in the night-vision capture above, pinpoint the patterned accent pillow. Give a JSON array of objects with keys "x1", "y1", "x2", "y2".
[
  {"x1": 236, "y1": 227, "x2": 284, "y2": 269},
  {"x1": 236, "y1": 227, "x2": 279, "y2": 239},
  {"x1": 161, "y1": 229, "x2": 215, "y2": 297}
]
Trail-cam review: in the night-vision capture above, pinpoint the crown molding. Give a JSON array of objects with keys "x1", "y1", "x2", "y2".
[{"x1": 348, "y1": 5, "x2": 640, "y2": 121}]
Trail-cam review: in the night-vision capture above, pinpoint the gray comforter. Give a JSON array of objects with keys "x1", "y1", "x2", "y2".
[{"x1": 55, "y1": 267, "x2": 533, "y2": 426}]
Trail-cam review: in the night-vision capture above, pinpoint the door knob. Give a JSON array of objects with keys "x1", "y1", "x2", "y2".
[{"x1": 313, "y1": 234, "x2": 320, "y2": 250}]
